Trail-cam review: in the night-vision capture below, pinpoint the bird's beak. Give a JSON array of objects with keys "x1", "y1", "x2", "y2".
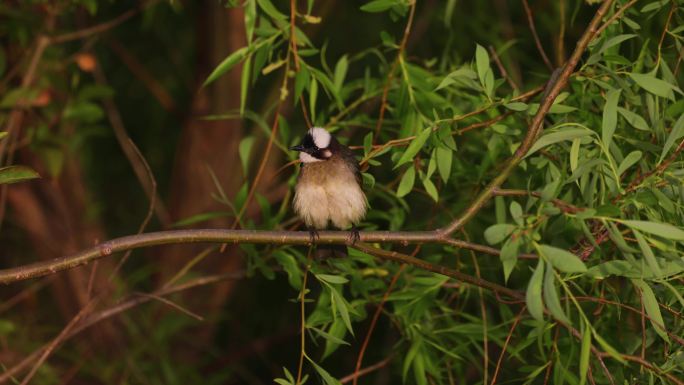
[{"x1": 290, "y1": 144, "x2": 305, "y2": 152}]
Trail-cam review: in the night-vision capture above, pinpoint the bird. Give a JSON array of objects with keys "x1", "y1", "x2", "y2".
[{"x1": 290, "y1": 127, "x2": 367, "y2": 256}]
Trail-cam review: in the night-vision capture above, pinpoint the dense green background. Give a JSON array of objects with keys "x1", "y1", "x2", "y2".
[{"x1": 1, "y1": 0, "x2": 684, "y2": 384}]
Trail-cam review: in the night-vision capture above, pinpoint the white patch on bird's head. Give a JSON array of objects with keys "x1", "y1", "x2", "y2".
[
  {"x1": 309, "y1": 127, "x2": 331, "y2": 149},
  {"x1": 300, "y1": 152, "x2": 323, "y2": 163}
]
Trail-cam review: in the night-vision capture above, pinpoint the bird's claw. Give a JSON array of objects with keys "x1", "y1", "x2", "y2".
[
  {"x1": 308, "y1": 228, "x2": 320, "y2": 245},
  {"x1": 348, "y1": 225, "x2": 361, "y2": 245}
]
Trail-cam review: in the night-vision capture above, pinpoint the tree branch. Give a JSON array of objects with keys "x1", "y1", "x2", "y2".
[{"x1": 440, "y1": 0, "x2": 615, "y2": 236}]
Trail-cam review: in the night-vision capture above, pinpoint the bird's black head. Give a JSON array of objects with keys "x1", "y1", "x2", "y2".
[{"x1": 290, "y1": 127, "x2": 335, "y2": 163}]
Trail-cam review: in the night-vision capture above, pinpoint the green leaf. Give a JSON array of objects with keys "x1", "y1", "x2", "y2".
[
  {"x1": 244, "y1": 0, "x2": 256, "y2": 42},
  {"x1": 579, "y1": 321, "x2": 591, "y2": 385},
  {"x1": 618, "y1": 107, "x2": 650, "y2": 131},
  {"x1": 317, "y1": 274, "x2": 349, "y2": 284},
  {"x1": 0, "y1": 132, "x2": 7, "y2": 141},
  {"x1": 360, "y1": 0, "x2": 400, "y2": 12},
  {"x1": 396, "y1": 166, "x2": 415, "y2": 197},
  {"x1": 0, "y1": 166, "x2": 40, "y2": 185},
  {"x1": 660, "y1": 114, "x2": 684, "y2": 161},
  {"x1": 484, "y1": 223, "x2": 516, "y2": 245},
  {"x1": 570, "y1": 138, "x2": 580, "y2": 173},
  {"x1": 475, "y1": 44, "x2": 490, "y2": 89},
  {"x1": 616, "y1": 150, "x2": 642, "y2": 176},
  {"x1": 526, "y1": 259, "x2": 545, "y2": 322},
  {"x1": 525, "y1": 129, "x2": 593, "y2": 158},
  {"x1": 257, "y1": 0, "x2": 287, "y2": 21},
  {"x1": 621, "y1": 219, "x2": 684, "y2": 241},
  {"x1": 394, "y1": 127, "x2": 431, "y2": 168},
  {"x1": 628, "y1": 72, "x2": 681, "y2": 100},
  {"x1": 601, "y1": 89, "x2": 621, "y2": 150},
  {"x1": 239, "y1": 136, "x2": 255, "y2": 177},
  {"x1": 333, "y1": 55, "x2": 348, "y2": 92},
  {"x1": 543, "y1": 261, "x2": 570, "y2": 324},
  {"x1": 632, "y1": 279, "x2": 669, "y2": 343},
  {"x1": 172, "y1": 211, "x2": 232, "y2": 227},
  {"x1": 500, "y1": 236, "x2": 520, "y2": 283},
  {"x1": 204, "y1": 47, "x2": 248, "y2": 87},
  {"x1": 274, "y1": 251, "x2": 302, "y2": 290},
  {"x1": 330, "y1": 288, "x2": 354, "y2": 336},
  {"x1": 422, "y1": 177, "x2": 438, "y2": 202},
  {"x1": 240, "y1": 56, "x2": 251, "y2": 115},
  {"x1": 510, "y1": 201, "x2": 523, "y2": 226},
  {"x1": 309, "y1": 77, "x2": 318, "y2": 123},
  {"x1": 539, "y1": 244, "x2": 587, "y2": 273},
  {"x1": 504, "y1": 102, "x2": 528, "y2": 111},
  {"x1": 632, "y1": 230, "x2": 663, "y2": 277},
  {"x1": 436, "y1": 145, "x2": 452, "y2": 183},
  {"x1": 307, "y1": 357, "x2": 342, "y2": 385}
]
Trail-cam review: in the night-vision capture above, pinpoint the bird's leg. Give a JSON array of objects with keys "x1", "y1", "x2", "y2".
[
  {"x1": 348, "y1": 224, "x2": 361, "y2": 245},
  {"x1": 308, "y1": 227, "x2": 320, "y2": 245}
]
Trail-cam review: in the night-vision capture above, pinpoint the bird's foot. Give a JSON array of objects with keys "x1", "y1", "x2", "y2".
[
  {"x1": 348, "y1": 225, "x2": 361, "y2": 245},
  {"x1": 308, "y1": 228, "x2": 320, "y2": 245}
]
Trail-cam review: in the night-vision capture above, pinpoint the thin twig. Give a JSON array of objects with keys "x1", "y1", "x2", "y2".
[
  {"x1": 594, "y1": 0, "x2": 639, "y2": 38},
  {"x1": 490, "y1": 306, "x2": 526, "y2": 385},
  {"x1": 488, "y1": 45, "x2": 519, "y2": 92},
  {"x1": 374, "y1": 0, "x2": 417, "y2": 138},
  {"x1": 340, "y1": 356, "x2": 393, "y2": 384},
  {"x1": 352, "y1": 258, "x2": 410, "y2": 385},
  {"x1": 522, "y1": 0, "x2": 554, "y2": 71}
]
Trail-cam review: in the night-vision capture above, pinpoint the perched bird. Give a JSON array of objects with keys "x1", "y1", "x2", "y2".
[{"x1": 291, "y1": 127, "x2": 367, "y2": 254}]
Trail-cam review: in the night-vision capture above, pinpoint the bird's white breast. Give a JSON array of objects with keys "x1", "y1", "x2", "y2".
[{"x1": 294, "y1": 159, "x2": 367, "y2": 230}]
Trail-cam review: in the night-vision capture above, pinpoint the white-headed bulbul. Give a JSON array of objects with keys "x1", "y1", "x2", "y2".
[{"x1": 291, "y1": 127, "x2": 367, "y2": 255}]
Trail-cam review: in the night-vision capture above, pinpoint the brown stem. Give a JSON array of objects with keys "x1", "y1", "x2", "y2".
[
  {"x1": 341, "y1": 355, "x2": 393, "y2": 384},
  {"x1": 373, "y1": 0, "x2": 416, "y2": 138},
  {"x1": 522, "y1": 0, "x2": 554, "y2": 71}
]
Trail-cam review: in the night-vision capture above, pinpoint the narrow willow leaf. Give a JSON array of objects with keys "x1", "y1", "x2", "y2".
[
  {"x1": 526, "y1": 260, "x2": 545, "y2": 322},
  {"x1": 307, "y1": 357, "x2": 342, "y2": 385},
  {"x1": 317, "y1": 274, "x2": 349, "y2": 284},
  {"x1": 0, "y1": 166, "x2": 40, "y2": 185},
  {"x1": 484, "y1": 223, "x2": 516, "y2": 245},
  {"x1": 240, "y1": 55, "x2": 251, "y2": 115},
  {"x1": 621, "y1": 219, "x2": 684, "y2": 241},
  {"x1": 330, "y1": 288, "x2": 354, "y2": 336},
  {"x1": 204, "y1": 46, "x2": 248, "y2": 86},
  {"x1": 244, "y1": 0, "x2": 256, "y2": 42},
  {"x1": 333, "y1": 54, "x2": 348, "y2": 92},
  {"x1": 360, "y1": 0, "x2": 400, "y2": 12},
  {"x1": 632, "y1": 279, "x2": 669, "y2": 343},
  {"x1": 629, "y1": 72, "x2": 680, "y2": 100},
  {"x1": 579, "y1": 321, "x2": 591, "y2": 385},
  {"x1": 617, "y1": 107, "x2": 650, "y2": 131},
  {"x1": 500, "y1": 236, "x2": 520, "y2": 283},
  {"x1": 396, "y1": 166, "x2": 415, "y2": 197},
  {"x1": 422, "y1": 177, "x2": 439, "y2": 202},
  {"x1": 363, "y1": 132, "x2": 373, "y2": 156},
  {"x1": 539, "y1": 244, "x2": 587, "y2": 273},
  {"x1": 660, "y1": 114, "x2": 684, "y2": 161},
  {"x1": 570, "y1": 138, "x2": 581, "y2": 173},
  {"x1": 592, "y1": 331, "x2": 626, "y2": 364},
  {"x1": 436, "y1": 145, "x2": 452, "y2": 183},
  {"x1": 309, "y1": 77, "x2": 318, "y2": 123},
  {"x1": 543, "y1": 262, "x2": 570, "y2": 324},
  {"x1": 617, "y1": 150, "x2": 642, "y2": 176},
  {"x1": 239, "y1": 136, "x2": 255, "y2": 177},
  {"x1": 510, "y1": 201, "x2": 523, "y2": 226},
  {"x1": 504, "y1": 102, "x2": 528, "y2": 111},
  {"x1": 601, "y1": 89, "x2": 621, "y2": 150},
  {"x1": 632, "y1": 230, "x2": 663, "y2": 277},
  {"x1": 475, "y1": 44, "x2": 490, "y2": 89},
  {"x1": 394, "y1": 127, "x2": 431, "y2": 168},
  {"x1": 525, "y1": 129, "x2": 592, "y2": 158},
  {"x1": 257, "y1": 0, "x2": 287, "y2": 21}
]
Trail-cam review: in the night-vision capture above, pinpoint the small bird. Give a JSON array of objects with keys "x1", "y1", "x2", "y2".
[{"x1": 291, "y1": 127, "x2": 367, "y2": 254}]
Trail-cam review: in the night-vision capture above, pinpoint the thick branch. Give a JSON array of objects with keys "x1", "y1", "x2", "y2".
[{"x1": 440, "y1": 0, "x2": 615, "y2": 236}]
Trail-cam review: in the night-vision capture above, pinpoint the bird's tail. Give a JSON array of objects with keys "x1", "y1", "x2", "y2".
[{"x1": 315, "y1": 244, "x2": 348, "y2": 259}]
